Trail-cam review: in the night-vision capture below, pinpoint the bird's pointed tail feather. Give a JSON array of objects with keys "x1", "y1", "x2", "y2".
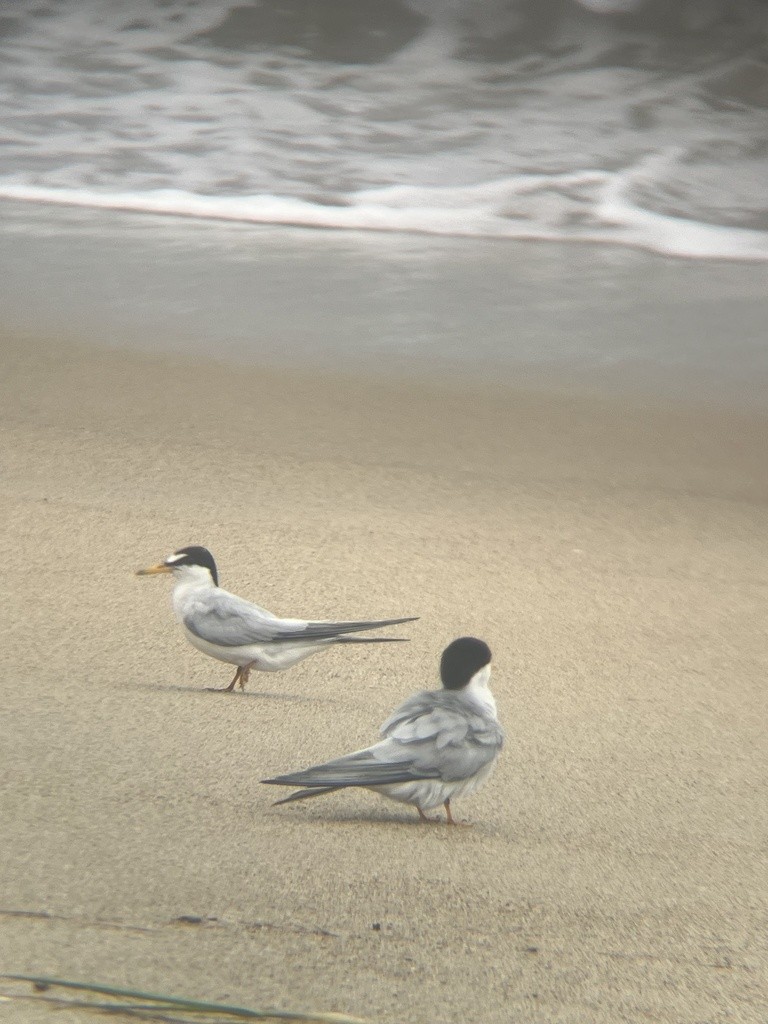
[
  {"x1": 334, "y1": 636, "x2": 410, "y2": 644},
  {"x1": 271, "y1": 786, "x2": 341, "y2": 806}
]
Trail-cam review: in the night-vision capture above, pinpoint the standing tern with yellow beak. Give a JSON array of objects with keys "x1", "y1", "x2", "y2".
[{"x1": 137, "y1": 546, "x2": 418, "y2": 692}]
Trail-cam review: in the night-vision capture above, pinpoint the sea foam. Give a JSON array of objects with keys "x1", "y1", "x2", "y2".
[
  {"x1": 1, "y1": 0, "x2": 767, "y2": 261},
  {"x1": 2, "y1": 166, "x2": 768, "y2": 261}
]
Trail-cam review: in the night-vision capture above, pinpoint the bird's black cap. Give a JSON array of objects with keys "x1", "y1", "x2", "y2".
[
  {"x1": 440, "y1": 637, "x2": 492, "y2": 690},
  {"x1": 166, "y1": 545, "x2": 219, "y2": 586}
]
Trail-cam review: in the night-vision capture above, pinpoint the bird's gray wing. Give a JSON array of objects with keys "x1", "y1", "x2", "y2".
[
  {"x1": 263, "y1": 693, "x2": 503, "y2": 793},
  {"x1": 380, "y1": 690, "x2": 504, "y2": 781},
  {"x1": 184, "y1": 589, "x2": 417, "y2": 648},
  {"x1": 182, "y1": 590, "x2": 286, "y2": 646},
  {"x1": 262, "y1": 739, "x2": 438, "y2": 791},
  {"x1": 265, "y1": 615, "x2": 418, "y2": 642}
]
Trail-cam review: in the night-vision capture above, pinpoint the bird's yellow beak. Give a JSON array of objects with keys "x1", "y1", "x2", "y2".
[{"x1": 136, "y1": 562, "x2": 172, "y2": 576}]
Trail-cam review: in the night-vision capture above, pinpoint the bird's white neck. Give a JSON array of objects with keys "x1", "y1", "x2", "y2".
[
  {"x1": 463, "y1": 664, "x2": 497, "y2": 717},
  {"x1": 170, "y1": 564, "x2": 217, "y2": 616},
  {"x1": 171, "y1": 563, "x2": 215, "y2": 588}
]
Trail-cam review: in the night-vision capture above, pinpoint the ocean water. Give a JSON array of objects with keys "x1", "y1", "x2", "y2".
[
  {"x1": 1, "y1": 0, "x2": 768, "y2": 260},
  {"x1": 3, "y1": 198, "x2": 768, "y2": 408}
]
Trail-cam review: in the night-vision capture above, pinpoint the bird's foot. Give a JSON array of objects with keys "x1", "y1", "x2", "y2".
[
  {"x1": 206, "y1": 667, "x2": 241, "y2": 692},
  {"x1": 238, "y1": 664, "x2": 253, "y2": 691},
  {"x1": 417, "y1": 808, "x2": 440, "y2": 824},
  {"x1": 443, "y1": 800, "x2": 471, "y2": 826}
]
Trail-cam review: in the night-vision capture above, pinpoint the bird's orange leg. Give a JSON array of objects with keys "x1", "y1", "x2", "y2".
[
  {"x1": 443, "y1": 800, "x2": 471, "y2": 826},
  {"x1": 207, "y1": 666, "x2": 242, "y2": 693}
]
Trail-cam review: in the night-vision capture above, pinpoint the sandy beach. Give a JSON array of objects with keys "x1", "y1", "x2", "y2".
[{"x1": 1, "y1": 328, "x2": 767, "y2": 1023}]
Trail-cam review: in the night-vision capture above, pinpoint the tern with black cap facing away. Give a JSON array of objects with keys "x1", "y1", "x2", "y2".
[
  {"x1": 262, "y1": 637, "x2": 502, "y2": 824},
  {"x1": 136, "y1": 546, "x2": 418, "y2": 692}
]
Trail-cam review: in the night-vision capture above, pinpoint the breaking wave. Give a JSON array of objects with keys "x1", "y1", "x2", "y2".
[{"x1": 1, "y1": 0, "x2": 767, "y2": 260}]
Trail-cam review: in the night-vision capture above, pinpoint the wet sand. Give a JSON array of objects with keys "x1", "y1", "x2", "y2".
[{"x1": 1, "y1": 329, "x2": 767, "y2": 1023}]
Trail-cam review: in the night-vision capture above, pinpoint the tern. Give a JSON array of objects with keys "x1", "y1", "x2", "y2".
[
  {"x1": 262, "y1": 636, "x2": 502, "y2": 824},
  {"x1": 136, "y1": 546, "x2": 418, "y2": 691}
]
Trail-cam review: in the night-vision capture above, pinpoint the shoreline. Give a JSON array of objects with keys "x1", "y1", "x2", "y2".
[{"x1": 3, "y1": 199, "x2": 768, "y2": 411}]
